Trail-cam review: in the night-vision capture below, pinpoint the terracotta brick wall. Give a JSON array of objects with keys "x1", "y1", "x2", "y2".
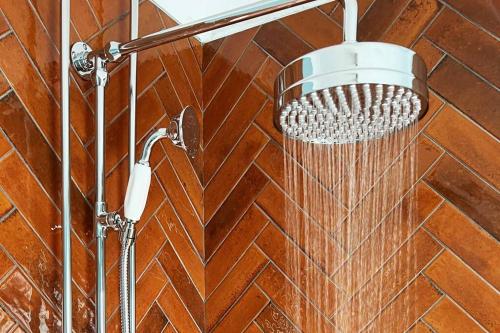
[{"x1": 0, "y1": 0, "x2": 499, "y2": 332}]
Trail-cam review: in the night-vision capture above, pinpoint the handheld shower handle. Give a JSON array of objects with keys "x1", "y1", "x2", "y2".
[{"x1": 124, "y1": 163, "x2": 151, "y2": 221}]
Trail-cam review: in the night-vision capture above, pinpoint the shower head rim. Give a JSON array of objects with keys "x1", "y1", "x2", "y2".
[{"x1": 274, "y1": 41, "x2": 429, "y2": 124}]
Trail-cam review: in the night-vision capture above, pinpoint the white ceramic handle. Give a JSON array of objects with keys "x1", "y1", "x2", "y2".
[{"x1": 124, "y1": 163, "x2": 151, "y2": 221}]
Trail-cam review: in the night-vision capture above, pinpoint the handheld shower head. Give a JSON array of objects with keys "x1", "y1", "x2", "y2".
[{"x1": 274, "y1": 1, "x2": 428, "y2": 144}]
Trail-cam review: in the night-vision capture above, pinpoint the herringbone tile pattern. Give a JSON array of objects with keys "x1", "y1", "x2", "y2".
[{"x1": 0, "y1": 0, "x2": 498, "y2": 332}]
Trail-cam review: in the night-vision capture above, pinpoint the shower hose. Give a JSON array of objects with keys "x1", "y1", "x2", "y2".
[{"x1": 120, "y1": 222, "x2": 136, "y2": 333}]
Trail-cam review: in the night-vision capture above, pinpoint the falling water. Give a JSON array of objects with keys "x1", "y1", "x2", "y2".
[{"x1": 284, "y1": 123, "x2": 419, "y2": 332}]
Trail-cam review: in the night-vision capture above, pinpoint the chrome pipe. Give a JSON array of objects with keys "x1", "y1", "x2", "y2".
[
  {"x1": 94, "y1": 56, "x2": 109, "y2": 333},
  {"x1": 119, "y1": 0, "x2": 317, "y2": 57},
  {"x1": 61, "y1": 0, "x2": 72, "y2": 331},
  {"x1": 72, "y1": 0, "x2": 323, "y2": 66},
  {"x1": 128, "y1": 0, "x2": 139, "y2": 331}
]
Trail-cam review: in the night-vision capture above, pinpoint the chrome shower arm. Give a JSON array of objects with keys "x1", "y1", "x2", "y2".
[{"x1": 72, "y1": 0, "x2": 333, "y2": 77}]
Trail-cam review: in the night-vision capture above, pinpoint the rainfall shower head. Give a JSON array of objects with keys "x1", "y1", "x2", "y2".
[{"x1": 274, "y1": 3, "x2": 428, "y2": 144}]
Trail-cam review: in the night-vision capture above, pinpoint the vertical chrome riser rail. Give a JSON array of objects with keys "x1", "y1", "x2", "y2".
[
  {"x1": 61, "y1": 0, "x2": 72, "y2": 331},
  {"x1": 128, "y1": 1, "x2": 139, "y2": 331},
  {"x1": 94, "y1": 56, "x2": 109, "y2": 333}
]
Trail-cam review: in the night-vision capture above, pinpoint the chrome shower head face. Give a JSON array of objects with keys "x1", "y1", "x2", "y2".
[
  {"x1": 279, "y1": 84, "x2": 422, "y2": 144},
  {"x1": 274, "y1": 42, "x2": 429, "y2": 144}
]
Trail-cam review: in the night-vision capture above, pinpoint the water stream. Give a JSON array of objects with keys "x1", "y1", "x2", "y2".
[{"x1": 284, "y1": 124, "x2": 419, "y2": 332}]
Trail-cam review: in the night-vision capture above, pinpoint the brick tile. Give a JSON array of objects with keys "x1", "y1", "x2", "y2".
[
  {"x1": 429, "y1": 57, "x2": 500, "y2": 137},
  {"x1": 0, "y1": 188, "x2": 12, "y2": 217},
  {"x1": 136, "y1": 218, "x2": 166, "y2": 275},
  {"x1": 256, "y1": 264, "x2": 336, "y2": 333},
  {"x1": 0, "y1": 306, "x2": 16, "y2": 332},
  {"x1": 364, "y1": 275, "x2": 441, "y2": 333},
  {"x1": 202, "y1": 38, "x2": 224, "y2": 72},
  {"x1": 203, "y1": 28, "x2": 257, "y2": 105},
  {"x1": 427, "y1": 105, "x2": 500, "y2": 188},
  {"x1": 88, "y1": 0, "x2": 128, "y2": 26},
  {"x1": 443, "y1": 0, "x2": 500, "y2": 35},
  {"x1": 159, "y1": 283, "x2": 202, "y2": 333},
  {"x1": 156, "y1": 158, "x2": 204, "y2": 256},
  {"x1": 154, "y1": 74, "x2": 182, "y2": 119},
  {"x1": 157, "y1": 241, "x2": 204, "y2": 328},
  {"x1": 425, "y1": 154, "x2": 500, "y2": 239},
  {"x1": 161, "y1": 124, "x2": 203, "y2": 218},
  {"x1": 158, "y1": 43, "x2": 200, "y2": 111},
  {"x1": 206, "y1": 205, "x2": 268, "y2": 294},
  {"x1": 204, "y1": 43, "x2": 266, "y2": 144},
  {"x1": 204, "y1": 84, "x2": 267, "y2": 181},
  {"x1": 409, "y1": 322, "x2": 433, "y2": 333},
  {"x1": 425, "y1": 251, "x2": 500, "y2": 331},
  {"x1": 156, "y1": 201, "x2": 205, "y2": 298},
  {"x1": 246, "y1": 322, "x2": 265, "y2": 333},
  {"x1": 163, "y1": 323, "x2": 176, "y2": 333},
  {"x1": 205, "y1": 125, "x2": 268, "y2": 219},
  {"x1": 413, "y1": 38, "x2": 445, "y2": 73},
  {"x1": 0, "y1": 71, "x2": 9, "y2": 96},
  {"x1": 382, "y1": 0, "x2": 440, "y2": 47},
  {"x1": 139, "y1": 1, "x2": 164, "y2": 36},
  {"x1": 418, "y1": 136, "x2": 443, "y2": 176},
  {"x1": 334, "y1": 230, "x2": 442, "y2": 331},
  {"x1": 255, "y1": 101, "x2": 283, "y2": 144},
  {"x1": 30, "y1": 0, "x2": 99, "y2": 43},
  {"x1": 424, "y1": 297, "x2": 484, "y2": 333},
  {"x1": 255, "y1": 57, "x2": 283, "y2": 97},
  {"x1": 0, "y1": 248, "x2": 13, "y2": 279},
  {"x1": 281, "y1": 8, "x2": 343, "y2": 49},
  {"x1": 254, "y1": 21, "x2": 313, "y2": 66},
  {"x1": 256, "y1": 182, "x2": 340, "y2": 276},
  {"x1": 205, "y1": 165, "x2": 269, "y2": 258},
  {"x1": 206, "y1": 245, "x2": 268, "y2": 330},
  {"x1": 212, "y1": 284, "x2": 269, "y2": 333},
  {"x1": 0, "y1": 270, "x2": 61, "y2": 331},
  {"x1": 357, "y1": 0, "x2": 410, "y2": 41},
  {"x1": 0, "y1": 12, "x2": 8, "y2": 35},
  {"x1": 256, "y1": 223, "x2": 339, "y2": 316},
  {"x1": 419, "y1": 91, "x2": 445, "y2": 130},
  {"x1": 426, "y1": 203, "x2": 500, "y2": 289},
  {"x1": 0, "y1": 132, "x2": 11, "y2": 157},
  {"x1": 137, "y1": 303, "x2": 169, "y2": 333},
  {"x1": 256, "y1": 303, "x2": 299, "y2": 333},
  {"x1": 136, "y1": 262, "x2": 168, "y2": 322},
  {"x1": 426, "y1": 8, "x2": 500, "y2": 86}
]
